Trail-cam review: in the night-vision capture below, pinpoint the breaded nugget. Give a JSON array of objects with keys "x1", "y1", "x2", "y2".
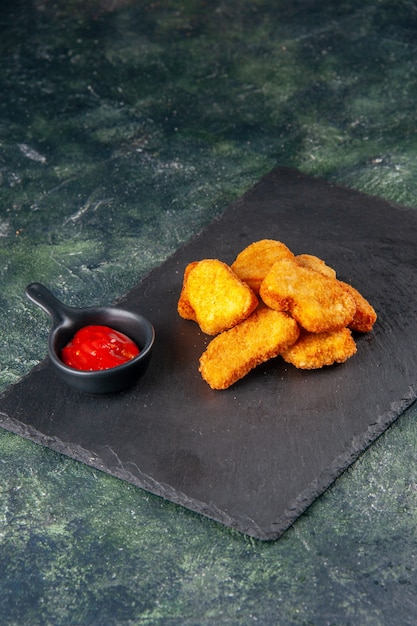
[
  {"x1": 177, "y1": 261, "x2": 199, "y2": 321},
  {"x1": 260, "y1": 257, "x2": 356, "y2": 333},
  {"x1": 281, "y1": 327, "x2": 357, "y2": 369},
  {"x1": 179, "y1": 259, "x2": 258, "y2": 335},
  {"x1": 339, "y1": 281, "x2": 377, "y2": 333},
  {"x1": 231, "y1": 239, "x2": 294, "y2": 293},
  {"x1": 296, "y1": 254, "x2": 337, "y2": 278},
  {"x1": 199, "y1": 307, "x2": 300, "y2": 389}
]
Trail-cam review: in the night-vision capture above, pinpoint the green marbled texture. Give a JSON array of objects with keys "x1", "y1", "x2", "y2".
[{"x1": 1, "y1": 0, "x2": 417, "y2": 623}]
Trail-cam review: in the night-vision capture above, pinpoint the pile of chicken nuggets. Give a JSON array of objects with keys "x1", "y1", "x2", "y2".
[{"x1": 177, "y1": 239, "x2": 377, "y2": 390}]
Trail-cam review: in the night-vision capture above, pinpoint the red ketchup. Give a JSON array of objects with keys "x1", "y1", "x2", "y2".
[{"x1": 61, "y1": 325, "x2": 140, "y2": 371}]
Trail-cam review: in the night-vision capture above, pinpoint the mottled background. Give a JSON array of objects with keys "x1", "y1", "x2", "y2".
[{"x1": 1, "y1": 1, "x2": 417, "y2": 624}]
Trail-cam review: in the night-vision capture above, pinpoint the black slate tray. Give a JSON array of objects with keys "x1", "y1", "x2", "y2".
[{"x1": 1, "y1": 167, "x2": 416, "y2": 540}]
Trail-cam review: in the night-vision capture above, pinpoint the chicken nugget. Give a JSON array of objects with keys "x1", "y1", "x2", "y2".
[
  {"x1": 260, "y1": 257, "x2": 356, "y2": 333},
  {"x1": 231, "y1": 239, "x2": 294, "y2": 293},
  {"x1": 296, "y1": 253, "x2": 337, "y2": 278},
  {"x1": 339, "y1": 281, "x2": 377, "y2": 333},
  {"x1": 199, "y1": 307, "x2": 300, "y2": 389},
  {"x1": 177, "y1": 261, "x2": 199, "y2": 321},
  {"x1": 179, "y1": 259, "x2": 258, "y2": 335},
  {"x1": 281, "y1": 327, "x2": 357, "y2": 369}
]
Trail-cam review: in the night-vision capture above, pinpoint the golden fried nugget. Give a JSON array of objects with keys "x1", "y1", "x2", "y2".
[
  {"x1": 177, "y1": 261, "x2": 199, "y2": 321},
  {"x1": 231, "y1": 239, "x2": 294, "y2": 293},
  {"x1": 179, "y1": 259, "x2": 258, "y2": 335},
  {"x1": 260, "y1": 257, "x2": 356, "y2": 333},
  {"x1": 296, "y1": 254, "x2": 337, "y2": 278},
  {"x1": 339, "y1": 281, "x2": 377, "y2": 333},
  {"x1": 281, "y1": 327, "x2": 357, "y2": 369},
  {"x1": 199, "y1": 307, "x2": 300, "y2": 389}
]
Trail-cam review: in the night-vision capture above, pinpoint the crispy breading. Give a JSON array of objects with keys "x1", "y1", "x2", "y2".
[
  {"x1": 339, "y1": 281, "x2": 377, "y2": 333},
  {"x1": 199, "y1": 307, "x2": 300, "y2": 389},
  {"x1": 177, "y1": 261, "x2": 199, "y2": 321},
  {"x1": 259, "y1": 257, "x2": 356, "y2": 333},
  {"x1": 178, "y1": 259, "x2": 258, "y2": 335},
  {"x1": 231, "y1": 239, "x2": 294, "y2": 293},
  {"x1": 296, "y1": 253, "x2": 337, "y2": 278},
  {"x1": 177, "y1": 239, "x2": 377, "y2": 389},
  {"x1": 281, "y1": 327, "x2": 357, "y2": 369}
]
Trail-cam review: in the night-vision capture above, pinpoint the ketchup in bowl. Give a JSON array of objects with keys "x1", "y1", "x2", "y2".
[{"x1": 61, "y1": 325, "x2": 140, "y2": 371}]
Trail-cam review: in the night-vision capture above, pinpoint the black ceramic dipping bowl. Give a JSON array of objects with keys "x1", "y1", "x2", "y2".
[{"x1": 26, "y1": 282, "x2": 155, "y2": 394}]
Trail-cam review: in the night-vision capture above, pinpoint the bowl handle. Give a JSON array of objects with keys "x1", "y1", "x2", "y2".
[{"x1": 25, "y1": 282, "x2": 75, "y2": 328}]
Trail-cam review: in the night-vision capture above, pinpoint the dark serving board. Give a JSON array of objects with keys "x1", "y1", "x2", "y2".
[{"x1": 1, "y1": 167, "x2": 417, "y2": 540}]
